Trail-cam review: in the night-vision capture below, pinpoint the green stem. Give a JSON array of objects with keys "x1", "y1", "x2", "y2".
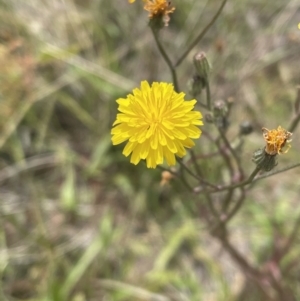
[
  {"x1": 179, "y1": 159, "x2": 217, "y2": 189},
  {"x1": 210, "y1": 188, "x2": 246, "y2": 234},
  {"x1": 224, "y1": 188, "x2": 246, "y2": 222},
  {"x1": 289, "y1": 114, "x2": 300, "y2": 133},
  {"x1": 204, "y1": 191, "x2": 221, "y2": 221},
  {"x1": 208, "y1": 162, "x2": 300, "y2": 194},
  {"x1": 288, "y1": 85, "x2": 300, "y2": 132},
  {"x1": 190, "y1": 150, "x2": 203, "y2": 177},
  {"x1": 210, "y1": 166, "x2": 261, "y2": 193},
  {"x1": 220, "y1": 235, "x2": 262, "y2": 278},
  {"x1": 205, "y1": 81, "x2": 212, "y2": 111},
  {"x1": 279, "y1": 211, "x2": 300, "y2": 261},
  {"x1": 150, "y1": 27, "x2": 179, "y2": 92},
  {"x1": 177, "y1": 159, "x2": 202, "y2": 182},
  {"x1": 222, "y1": 189, "x2": 234, "y2": 212},
  {"x1": 218, "y1": 128, "x2": 244, "y2": 179},
  {"x1": 175, "y1": 0, "x2": 228, "y2": 67},
  {"x1": 253, "y1": 162, "x2": 300, "y2": 182},
  {"x1": 215, "y1": 134, "x2": 235, "y2": 178}
]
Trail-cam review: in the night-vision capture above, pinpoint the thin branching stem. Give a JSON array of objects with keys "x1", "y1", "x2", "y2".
[
  {"x1": 288, "y1": 114, "x2": 300, "y2": 133},
  {"x1": 187, "y1": 151, "x2": 219, "y2": 189},
  {"x1": 211, "y1": 162, "x2": 300, "y2": 193},
  {"x1": 204, "y1": 191, "x2": 221, "y2": 221},
  {"x1": 215, "y1": 132, "x2": 235, "y2": 178},
  {"x1": 217, "y1": 236, "x2": 276, "y2": 300},
  {"x1": 275, "y1": 210, "x2": 300, "y2": 263},
  {"x1": 177, "y1": 160, "x2": 220, "y2": 219},
  {"x1": 189, "y1": 150, "x2": 203, "y2": 177},
  {"x1": 204, "y1": 78, "x2": 238, "y2": 181},
  {"x1": 177, "y1": 173, "x2": 194, "y2": 192},
  {"x1": 209, "y1": 166, "x2": 261, "y2": 193},
  {"x1": 175, "y1": 0, "x2": 228, "y2": 67},
  {"x1": 253, "y1": 162, "x2": 300, "y2": 182},
  {"x1": 222, "y1": 189, "x2": 234, "y2": 212},
  {"x1": 150, "y1": 27, "x2": 179, "y2": 92},
  {"x1": 224, "y1": 188, "x2": 246, "y2": 222},
  {"x1": 218, "y1": 128, "x2": 244, "y2": 179},
  {"x1": 288, "y1": 85, "x2": 300, "y2": 132},
  {"x1": 219, "y1": 235, "x2": 262, "y2": 278},
  {"x1": 210, "y1": 188, "x2": 245, "y2": 234},
  {"x1": 177, "y1": 159, "x2": 202, "y2": 182}
]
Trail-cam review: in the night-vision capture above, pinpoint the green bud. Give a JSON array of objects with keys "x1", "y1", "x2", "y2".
[
  {"x1": 239, "y1": 121, "x2": 253, "y2": 136},
  {"x1": 213, "y1": 99, "x2": 228, "y2": 129},
  {"x1": 205, "y1": 113, "x2": 214, "y2": 123},
  {"x1": 193, "y1": 52, "x2": 210, "y2": 83},
  {"x1": 188, "y1": 75, "x2": 205, "y2": 97},
  {"x1": 148, "y1": 18, "x2": 165, "y2": 32},
  {"x1": 252, "y1": 148, "x2": 277, "y2": 171}
]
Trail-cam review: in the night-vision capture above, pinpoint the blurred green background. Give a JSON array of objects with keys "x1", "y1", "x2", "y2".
[{"x1": 1, "y1": 0, "x2": 300, "y2": 300}]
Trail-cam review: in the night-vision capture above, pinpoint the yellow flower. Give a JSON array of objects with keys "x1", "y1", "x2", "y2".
[
  {"x1": 111, "y1": 81, "x2": 203, "y2": 168},
  {"x1": 262, "y1": 126, "x2": 292, "y2": 155},
  {"x1": 143, "y1": 0, "x2": 175, "y2": 18},
  {"x1": 128, "y1": 0, "x2": 175, "y2": 26}
]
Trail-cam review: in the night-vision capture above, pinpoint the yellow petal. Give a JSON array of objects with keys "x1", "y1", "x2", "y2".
[
  {"x1": 130, "y1": 146, "x2": 142, "y2": 165},
  {"x1": 123, "y1": 141, "x2": 138, "y2": 157},
  {"x1": 163, "y1": 147, "x2": 176, "y2": 166}
]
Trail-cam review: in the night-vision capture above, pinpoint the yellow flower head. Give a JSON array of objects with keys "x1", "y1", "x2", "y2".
[
  {"x1": 128, "y1": 0, "x2": 175, "y2": 26},
  {"x1": 111, "y1": 81, "x2": 203, "y2": 168},
  {"x1": 143, "y1": 0, "x2": 175, "y2": 18},
  {"x1": 262, "y1": 126, "x2": 292, "y2": 155}
]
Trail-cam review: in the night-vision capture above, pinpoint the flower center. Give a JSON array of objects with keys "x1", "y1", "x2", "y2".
[{"x1": 149, "y1": 112, "x2": 162, "y2": 126}]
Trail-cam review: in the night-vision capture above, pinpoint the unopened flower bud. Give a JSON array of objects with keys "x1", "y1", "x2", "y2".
[
  {"x1": 149, "y1": 17, "x2": 165, "y2": 31},
  {"x1": 160, "y1": 170, "x2": 174, "y2": 186},
  {"x1": 214, "y1": 99, "x2": 227, "y2": 114},
  {"x1": 239, "y1": 121, "x2": 253, "y2": 136},
  {"x1": 193, "y1": 52, "x2": 210, "y2": 83},
  {"x1": 188, "y1": 75, "x2": 205, "y2": 97},
  {"x1": 252, "y1": 148, "x2": 277, "y2": 171},
  {"x1": 213, "y1": 99, "x2": 228, "y2": 129},
  {"x1": 205, "y1": 113, "x2": 214, "y2": 123}
]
